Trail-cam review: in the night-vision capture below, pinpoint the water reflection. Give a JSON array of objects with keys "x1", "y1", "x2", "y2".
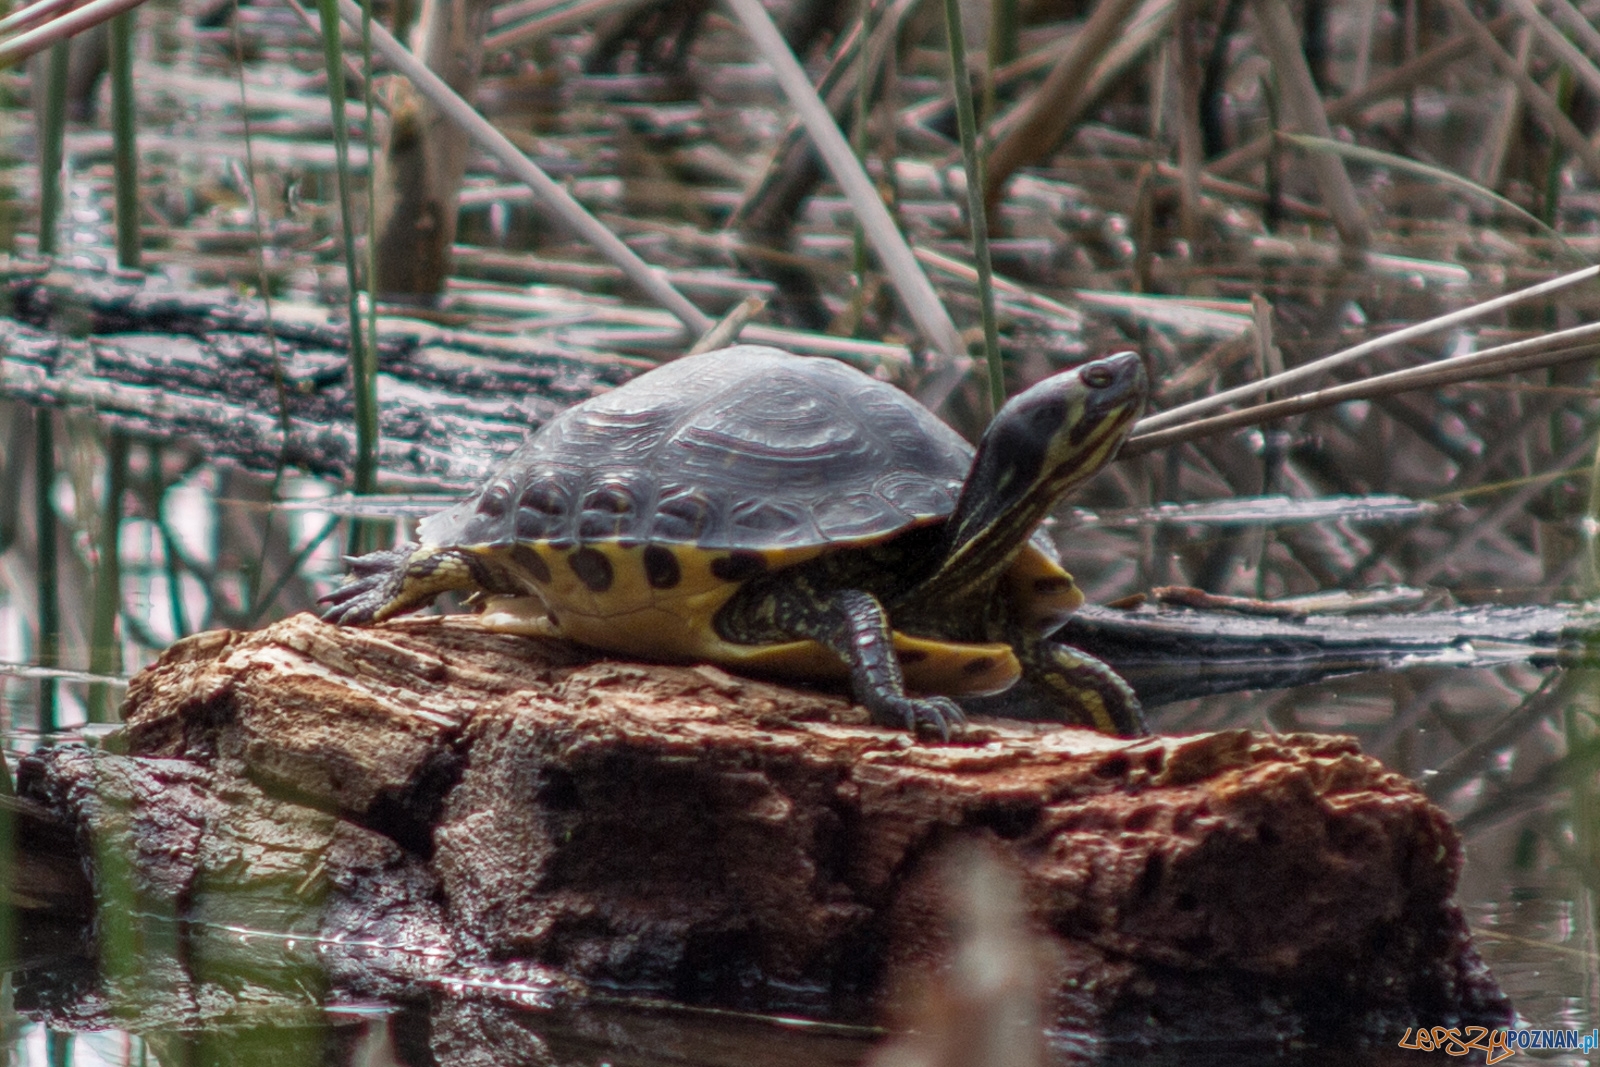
[
  {"x1": 0, "y1": 984, "x2": 881, "y2": 1067},
  {"x1": 4, "y1": 981, "x2": 1592, "y2": 1067},
  {"x1": 4, "y1": 1011, "x2": 408, "y2": 1067}
]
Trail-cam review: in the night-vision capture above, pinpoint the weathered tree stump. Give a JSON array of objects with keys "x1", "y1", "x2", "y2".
[{"x1": 15, "y1": 613, "x2": 1508, "y2": 1045}]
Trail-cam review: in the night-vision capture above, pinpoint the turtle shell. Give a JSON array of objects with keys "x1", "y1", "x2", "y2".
[
  {"x1": 420, "y1": 344, "x2": 972, "y2": 553},
  {"x1": 418, "y1": 344, "x2": 1082, "y2": 694}
]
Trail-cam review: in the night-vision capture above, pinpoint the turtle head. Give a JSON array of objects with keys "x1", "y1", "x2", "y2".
[
  {"x1": 981, "y1": 349, "x2": 1146, "y2": 508},
  {"x1": 937, "y1": 352, "x2": 1147, "y2": 588}
]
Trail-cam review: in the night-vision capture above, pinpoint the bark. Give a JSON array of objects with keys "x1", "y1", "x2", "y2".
[{"x1": 14, "y1": 613, "x2": 1508, "y2": 1044}]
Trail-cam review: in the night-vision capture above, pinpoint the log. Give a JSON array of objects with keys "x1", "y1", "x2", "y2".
[
  {"x1": 0, "y1": 262, "x2": 638, "y2": 485},
  {"x1": 1062, "y1": 599, "x2": 1586, "y2": 705},
  {"x1": 13, "y1": 613, "x2": 1508, "y2": 1044}
]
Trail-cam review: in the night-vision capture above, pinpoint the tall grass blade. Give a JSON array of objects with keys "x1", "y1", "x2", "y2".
[
  {"x1": 1412, "y1": 432, "x2": 1600, "y2": 584},
  {"x1": 313, "y1": 0, "x2": 378, "y2": 550},
  {"x1": 1208, "y1": 14, "x2": 1513, "y2": 177},
  {"x1": 109, "y1": 9, "x2": 139, "y2": 268},
  {"x1": 722, "y1": 0, "x2": 964, "y2": 364},
  {"x1": 35, "y1": 42, "x2": 68, "y2": 255},
  {"x1": 1138, "y1": 264, "x2": 1600, "y2": 433},
  {"x1": 989, "y1": 0, "x2": 1017, "y2": 68},
  {"x1": 34, "y1": 410, "x2": 57, "y2": 734},
  {"x1": 1432, "y1": 0, "x2": 1600, "y2": 183},
  {"x1": 0, "y1": 0, "x2": 146, "y2": 68},
  {"x1": 1540, "y1": 67, "x2": 1573, "y2": 229},
  {"x1": 1543, "y1": 0, "x2": 1600, "y2": 71},
  {"x1": 1250, "y1": 0, "x2": 1369, "y2": 245},
  {"x1": 0, "y1": 0, "x2": 77, "y2": 39},
  {"x1": 1126, "y1": 324, "x2": 1600, "y2": 455},
  {"x1": 1502, "y1": 0, "x2": 1600, "y2": 101},
  {"x1": 287, "y1": 0, "x2": 712, "y2": 336},
  {"x1": 941, "y1": 0, "x2": 1001, "y2": 414},
  {"x1": 849, "y1": 0, "x2": 871, "y2": 304},
  {"x1": 87, "y1": 432, "x2": 128, "y2": 724},
  {"x1": 1280, "y1": 132, "x2": 1579, "y2": 256},
  {"x1": 981, "y1": 0, "x2": 1144, "y2": 213},
  {"x1": 354, "y1": 0, "x2": 385, "y2": 555}
]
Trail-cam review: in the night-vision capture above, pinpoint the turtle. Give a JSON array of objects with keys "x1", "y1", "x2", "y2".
[{"x1": 320, "y1": 344, "x2": 1148, "y2": 740}]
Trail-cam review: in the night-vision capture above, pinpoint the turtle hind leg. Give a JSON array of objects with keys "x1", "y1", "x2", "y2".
[
  {"x1": 320, "y1": 542, "x2": 487, "y2": 625},
  {"x1": 1018, "y1": 635, "x2": 1148, "y2": 736},
  {"x1": 728, "y1": 582, "x2": 965, "y2": 741}
]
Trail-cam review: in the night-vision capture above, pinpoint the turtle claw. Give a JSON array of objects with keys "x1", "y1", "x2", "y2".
[
  {"x1": 871, "y1": 694, "x2": 966, "y2": 742},
  {"x1": 341, "y1": 544, "x2": 421, "y2": 578},
  {"x1": 318, "y1": 575, "x2": 392, "y2": 626},
  {"x1": 319, "y1": 543, "x2": 420, "y2": 625}
]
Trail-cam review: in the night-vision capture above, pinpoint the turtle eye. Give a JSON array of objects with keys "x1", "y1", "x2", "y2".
[{"x1": 1080, "y1": 364, "x2": 1115, "y2": 389}]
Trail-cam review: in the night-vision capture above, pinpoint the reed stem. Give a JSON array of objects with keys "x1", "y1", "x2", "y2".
[
  {"x1": 941, "y1": 0, "x2": 1003, "y2": 415},
  {"x1": 109, "y1": 10, "x2": 139, "y2": 268},
  {"x1": 88, "y1": 433, "x2": 128, "y2": 724},
  {"x1": 35, "y1": 410, "x2": 57, "y2": 734},
  {"x1": 36, "y1": 42, "x2": 68, "y2": 256},
  {"x1": 314, "y1": 0, "x2": 379, "y2": 551}
]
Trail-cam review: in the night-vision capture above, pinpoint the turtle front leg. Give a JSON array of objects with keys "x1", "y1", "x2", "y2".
[
  {"x1": 321, "y1": 542, "x2": 493, "y2": 625},
  {"x1": 768, "y1": 586, "x2": 967, "y2": 741},
  {"x1": 1019, "y1": 636, "x2": 1148, "y2": 736}
]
